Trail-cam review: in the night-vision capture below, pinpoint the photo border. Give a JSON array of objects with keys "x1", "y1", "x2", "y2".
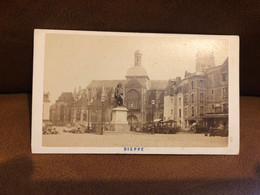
[{"x1": 31, "y1": 29, "x2": 239, "y2": 154}]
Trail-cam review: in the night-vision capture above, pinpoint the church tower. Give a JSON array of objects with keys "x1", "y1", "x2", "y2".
[
  {"x1": 125, "y1": 50, "x2": 149, "y2": 80},
  {"x1": 125, "y1": 50, "x2": 149, "y2": 125},
  {"x1": 134, "y1": 50, "x2": 142, "y2": 66},
  {"x1": 196, "y1": 51, "x2": 215, "y2": 72}
]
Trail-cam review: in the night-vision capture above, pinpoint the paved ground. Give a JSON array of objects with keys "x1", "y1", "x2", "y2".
[{"x1": 42, "y1": 127, "x2": 228, "y2": 147}]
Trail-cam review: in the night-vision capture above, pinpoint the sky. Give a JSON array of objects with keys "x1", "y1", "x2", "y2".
[{"x1": 43, "y1": 33, "x2": 228, "y2": 103}]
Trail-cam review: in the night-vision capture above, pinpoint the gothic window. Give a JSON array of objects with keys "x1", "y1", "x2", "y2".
[
  {"x1": 50, "y1": 109, "x2": 55, "y2": 122},
  {"x1": 191, "y1": 81, "x2": 194, "y2": 90},
  {"x1": 158, "y1": 92, "x2": 164, "y2": 107},
  {"x1": 60, "y1": 105, "x2": 65, "y2": 122},
  {"x1": 148, "y1": 91, "x2": 156, "y2": 105},
  {"x1": 97, "y1": 90, "x2": 102, "y2": 101},
  {"x1": 191, "y1": 94, "x2": 194, "y2": 103},
  {"x1": 67, "y1": 110, "x2": 71, "y2": 122},
  {"x1": 126, "y1": 90, "x2": 141, "y2": 110},
  {"x1": 179, "y1": 109, "x2": 181, "y2": 118},
  {"x1": 76, "y1": 111, "x2": 81, "y2": 121},
  {"x1": 91, "y1": 111, "x2": 97, "y2": 122},
  {"x1": 83, "y1": 111, "x2": 87, "y2": 121}
]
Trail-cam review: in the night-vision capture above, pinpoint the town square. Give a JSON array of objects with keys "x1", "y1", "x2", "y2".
[{"x1": 41, "y1": 34, "x2": 229, "y2": 148}]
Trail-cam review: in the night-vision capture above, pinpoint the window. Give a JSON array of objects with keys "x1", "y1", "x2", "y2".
[
  {"x1": 191, "y1": 81, "x2": 194, "y2": 90},
  {"x1": 83, "y1": 111, "x2": 87, "y2": 121},
  {"x1": 184, "y1": 108, "x2": 188, "y2": 117},
  {"x1": 76, "y1": 111, "x2": 81, "y2": 121},
  {"x1": 222, "y1": 74, "x2": 226, "y2": 81},
  {"x1": 191, "y1": 94, "x2": 194, "y2": 103},
  {"x1": 211, "y1": 90, "x2": 214, "y2": 95},
  {"x1": 171, "y1": 98, "x2": 173, "y2": 104},
  {"x1": 171, "y1": 109, "x2": 173, "y2": 115},
  {"x1": 127, "y1": 90, "x2": 141, "y2": 109},
  {"x1": 184, "y1": 96, "x2": 187, "y2": 104},
  {"x1": 212, "y1": 104, "x2": 215, "y2": 112},
  {"x1": 183, "y1": 84, "x2": 188, "y2": 93},
  {"x1": 200, "y1": 93, "x2": 203, "y2": 102},
  {"x1": 222, "y1": 87, "x2": 228, "y2": 94},
  {"x1": 179, "y1": 98, "x2": 181, "y2": 106},
  {"x1": 222, "y1": 87, "x2": 228, "y2": 99},
  {"x1": 223, "y1": 104, "x2": 228, "y2": 113},
  {"x1": 200, "y1": 106, "x2": 204, "y2": 116},
  {"x1": 191, "y1": 107, "x2": 194, "y2": 116},
  {"x1": 179, "y1": 109, "x2": 181, "y2": 118},
  {"x1": 199, "y1": 80, "x2": 204, "y2": 88}
]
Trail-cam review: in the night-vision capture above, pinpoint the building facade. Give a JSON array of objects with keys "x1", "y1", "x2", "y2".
[
  {"x1": 49, "y1": 50, "x2": 168, "y2": 127},
  {"x1": 164, "y1": 57, "x2": 228, "y2": 130}
]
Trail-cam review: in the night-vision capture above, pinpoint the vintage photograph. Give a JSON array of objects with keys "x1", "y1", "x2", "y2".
[{"x1": 32, "y1": 30, "x2": 239, "y2": 154}]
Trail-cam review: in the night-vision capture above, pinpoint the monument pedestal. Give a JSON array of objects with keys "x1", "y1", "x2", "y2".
[{"x1": 110, "y1": 106, "x2": 130, "y2": 132}]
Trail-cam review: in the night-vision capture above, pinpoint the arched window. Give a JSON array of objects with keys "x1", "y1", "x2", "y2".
[
  {"x1": 60, "y1": 105, "x2": 65, "y2": 122},
  {"x1": 91, "y1": 111, "x2": 97, "y2": 122},
  {"x1": 126, "y1": 90, "x2": 141, "y2": 110},
  {"x1": 158, "y1": 92, "x2": 164, "y2": 107},
  {"x1": 148, "y1": 92, "x2": 156, "y2": 105},
  {"x1": 76, "y1": 111, "x2": 81, "y2": 121},
  {"x1": 68, "y1": 110, "x2": 71, "y2": 122},
  {"x1": 127, "y1": 115, "x2": 138, "y2": 125},
  {"x1": 83, "y1": 111, "x2": 87, "y2": 121},
  {"x1": 96, "y1": 90, "x2": 102, "y2": 100}
]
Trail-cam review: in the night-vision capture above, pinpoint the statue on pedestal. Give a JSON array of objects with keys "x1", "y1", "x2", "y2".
[{"x1": 114, "y1": 82, "x2": 124, "y2": 107}]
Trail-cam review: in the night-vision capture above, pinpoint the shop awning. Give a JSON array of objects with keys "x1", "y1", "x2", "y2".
[{"x1": 203, "y1": 113, "x2": 228, "y2": 119}]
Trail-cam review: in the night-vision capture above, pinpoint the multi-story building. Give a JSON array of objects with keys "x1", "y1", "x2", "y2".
[
  {"x1": 164, "y1": 54, "x2": 228, "y2": 131},
  {"x1": 204, "y1": 58, "x2": 228, "y2": 129}
]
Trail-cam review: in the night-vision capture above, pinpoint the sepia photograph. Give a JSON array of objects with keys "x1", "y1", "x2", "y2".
[{"x1": 32, "y1": 30, "x2": 239, "y2": 154}]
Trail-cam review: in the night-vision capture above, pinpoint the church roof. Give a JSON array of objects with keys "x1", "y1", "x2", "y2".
[
  {"x1": 149, "y1": 80, "x2": 168, "y2": 90},
  {"x1": 58, "y1": 92, "x2": 74, "y2": 101},
  {"x1": 126, "y1": 66, "x2": 148, "y2": 78},
  {"x1": 87, "y1": 80, "x2": 125, "y2": 88}
]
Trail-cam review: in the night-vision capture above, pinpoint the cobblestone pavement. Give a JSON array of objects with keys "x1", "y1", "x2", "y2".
[{"x1": 42, "y1": 127, "x2": 228, "y2": 147}]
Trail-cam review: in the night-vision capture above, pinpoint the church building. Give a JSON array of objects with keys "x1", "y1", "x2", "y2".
[{"x1": 49, "y1": 50, "x2": 168, "y2": 128}]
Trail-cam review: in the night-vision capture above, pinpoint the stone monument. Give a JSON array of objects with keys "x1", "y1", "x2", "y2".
[{"x1": 110, "y1": 82, "x2": 130, "y2": 131}]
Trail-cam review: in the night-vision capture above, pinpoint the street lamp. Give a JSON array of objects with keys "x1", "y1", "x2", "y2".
[
  {"x1": 151, "y1": 99, "x2": 155, "y2": 134},
  {"x1": 101, "y1": 94, "x2": 105, "y2": 135},
  {"x1": 87, "y1": 100, "x2": 92, "y2": 132},
  {"x1": 130, "y1": 103, "x2": 134, "y2": 131}
]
